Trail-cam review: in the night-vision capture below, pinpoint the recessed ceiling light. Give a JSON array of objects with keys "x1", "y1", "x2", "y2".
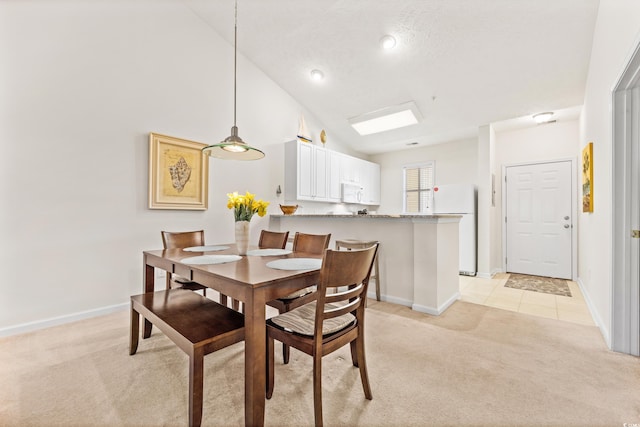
[
  {"x1": 349, "y1": 101, "x2": 422, "y2": 136},
  {"x1": 533, "y1": 112, "x2": 554, "y2": 124},
  {"x1": 310, "y1": 69, "x2": 324, "y2": 81},
  {"x1": 380, "y1": 35, "x2": 396, "y2": 50}
]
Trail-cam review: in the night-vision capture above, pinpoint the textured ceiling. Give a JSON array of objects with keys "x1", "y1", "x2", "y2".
[{"x1": 184, "y1": 0, "x2": 599, "y2": 154}]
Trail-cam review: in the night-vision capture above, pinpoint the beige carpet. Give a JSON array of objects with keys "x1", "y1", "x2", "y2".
[
  {"x1": 505, "y1": 273, "x2": 572, "y2": 297},
  {"x1": 1, "y1": 300, "x2": 638, "y2": 427}
]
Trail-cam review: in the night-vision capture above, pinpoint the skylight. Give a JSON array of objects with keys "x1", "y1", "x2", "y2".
[{"x1": 349, "y1": 101, "x2": 422, "y2": 136}]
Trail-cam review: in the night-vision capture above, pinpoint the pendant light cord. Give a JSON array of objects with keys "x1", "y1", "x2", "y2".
[{"x1": 233, "y1": 0, "x2": 238, "y2": 128}]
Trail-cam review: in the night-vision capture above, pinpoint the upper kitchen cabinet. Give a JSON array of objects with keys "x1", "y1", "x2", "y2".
[
  {"x1": 284, "y1": 140, "x2": 379, "y2": 205},
  {"x1": 341, "y1": 155, "x2": 380, "y2": 205},
  {"x1": 285, "y1": 140, "x2": 333, "y2": 202},
  {"x1": 327, "y1": 150, "x2": 342, "y2": 202},
  {"x1": 363, "y1": 161, "x2": 381, "y2": 205},
  {"x1": 340, "y1": 155, "x2": 361, "y2": 184}
]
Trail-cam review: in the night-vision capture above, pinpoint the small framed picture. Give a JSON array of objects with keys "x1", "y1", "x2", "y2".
[
  {"x1": 582, "y1": 142, "x2": 593, "y2": 213},
  {"x1": 148, "y1": 133, "x2": 208, "y2": 210}
]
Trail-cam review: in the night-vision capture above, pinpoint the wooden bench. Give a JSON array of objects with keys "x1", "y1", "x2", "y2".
[{"x1": 130, "y1": 289, "x2": 245, "y2": 427}]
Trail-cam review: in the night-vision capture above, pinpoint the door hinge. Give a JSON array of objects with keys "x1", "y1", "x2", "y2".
[
  {"x1": 505, "y1": 216, "x2": 507, "y2": 223},
  {"x1": 632, "y1": 230, "x2": 640, "y2": 238}
]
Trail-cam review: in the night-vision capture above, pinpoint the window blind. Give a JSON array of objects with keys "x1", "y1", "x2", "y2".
[{"x1": 403, "y1": 162, "x2": 434, "y2": 213}]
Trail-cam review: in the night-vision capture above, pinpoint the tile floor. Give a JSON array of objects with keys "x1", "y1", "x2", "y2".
[{"x1": 459, "y1": 273, "x2": 595, "y2": 326}]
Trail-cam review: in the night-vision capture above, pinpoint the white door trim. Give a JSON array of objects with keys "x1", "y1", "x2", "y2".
[
  {"x1": 611, "y1": 35, "x2": 640, "y2": 356},
  {"x1": 501, "y1": 158, "x2": 577, "y2": 280}
]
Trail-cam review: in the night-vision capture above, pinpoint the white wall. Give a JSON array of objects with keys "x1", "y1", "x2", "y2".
[
  {"x1": 578, "y1": 0, "x2": 640, "y2": 342},
  {"x1": 370, "y1": 138, "x2": 478, "y2": 214},
  {"x1": 0, "y1": 0, "x2": 351, "y2": 332}
]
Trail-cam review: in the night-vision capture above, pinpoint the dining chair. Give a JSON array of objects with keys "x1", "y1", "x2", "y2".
[
  {"x1": 130, "y1": 288, "x2": 245, "y2": 427},
  {"x1": 266, "y1": 232, "x2": 331, "y2": 364},
  {"x1": 265, "y1": 244, "x2": 379, "y2": 427},
  {"x1": 258, "y1": 229, "x2": 289, "y2": 249},
  {"x1": 161, "y1": 230, "x2": 232, "y2": 307}
]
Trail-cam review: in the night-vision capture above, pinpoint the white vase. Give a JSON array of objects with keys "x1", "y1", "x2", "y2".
[{"x1": 235, "y1": 220, "x2": 250, "y2": 255}]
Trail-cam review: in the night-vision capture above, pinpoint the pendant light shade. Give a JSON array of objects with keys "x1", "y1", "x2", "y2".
[{"x1": 202, "y1": 0, "x2": 264, "y2": 160}]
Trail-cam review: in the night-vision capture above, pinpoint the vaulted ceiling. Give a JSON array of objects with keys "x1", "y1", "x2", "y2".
[{"x1": 184, "y1": 0, "x2": 599, "y2": 154}]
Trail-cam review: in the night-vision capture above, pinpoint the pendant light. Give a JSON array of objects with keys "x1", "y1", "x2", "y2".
[{"x1": 202, "y1": 0, "x2": 264, "y2": 160}]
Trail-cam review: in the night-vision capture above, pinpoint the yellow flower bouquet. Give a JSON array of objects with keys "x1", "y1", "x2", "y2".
[{"x1": 227, "y1": 191, "x2": 269, "y2": 222}]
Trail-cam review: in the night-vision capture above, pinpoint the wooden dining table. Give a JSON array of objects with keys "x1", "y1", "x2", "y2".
[{"x1": 141, "y1": 244, "x2": 321, "y2": 426}]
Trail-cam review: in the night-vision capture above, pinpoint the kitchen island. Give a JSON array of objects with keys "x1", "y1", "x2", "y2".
[{"x1": 269, "y1": 213, "x2": 461, "y2": 315}]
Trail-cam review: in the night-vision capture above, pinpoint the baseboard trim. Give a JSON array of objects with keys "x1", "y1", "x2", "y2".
[
  {"x1": 412, "y1": 292, "x2": 460, "y2": 316},
  {"x1": 0, "y1": 302, "x2": 129, "y2": 338},
  {"x1": 575, "y1": 277, "x2": 611, "y2": 348},
  {"x1": 377, "y1": 294, "x2": 413, "y2": 308}
]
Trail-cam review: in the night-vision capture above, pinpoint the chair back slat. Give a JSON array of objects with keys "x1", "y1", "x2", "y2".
[
  {"x1": 324, "y1": 284, "x2": 363, "y2": 304},
  {"x1": 292, "y1": 232, "x2": 331, "y2": 255},
  {"x1": 323, "y1": 298, "x2": 361, "y2": 320},
  {"x1": 258, "y1": 230, "x2": 289, "y2": 249}
]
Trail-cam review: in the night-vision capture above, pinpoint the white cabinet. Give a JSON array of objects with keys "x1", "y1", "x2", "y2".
[
  {"x1": 284, "y1": 140, "x2": 379, "y2": 205},
  {"x1": 363, "y1": 161, "x2": 381, "y2": 205},
  {"x1": 314, "y1": 147, "x2": 328, "y2": 199},
  {"x1": 285, "y1": 140, "x2": 330, "y2": 202},
  {"x1": 296, "y1": 141, "x2": 313, "y2": 199},
  {"x1": 340, "y1": 155, "x2": 362, "y2": 184},
  {"x1": 328, "y1": 151, "x2": 342, "y2": 202},
  {"x1": 340, "y1": 156, "x2": 380, "y2": 205}
]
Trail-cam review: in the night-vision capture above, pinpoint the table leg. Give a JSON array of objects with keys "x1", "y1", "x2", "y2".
[
  {"x1": 143, "y1": 262, "x2": 154, "y2": 339},
  {"x1": 244, "y1": 292, "x2": 266, "y2": 426},
  {"x1": 189, "y1": 348, "x2": 204, "y2": 427}
]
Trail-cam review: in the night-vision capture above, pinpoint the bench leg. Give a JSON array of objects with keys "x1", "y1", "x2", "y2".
[
  {"x1": 189, "y1": 348, "x2": 205, "y2": 427},
  {"x1": 130, "y1": 306, "x2": 139, "y2": 355}
]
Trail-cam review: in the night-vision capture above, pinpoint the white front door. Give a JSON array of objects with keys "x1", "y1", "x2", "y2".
[{"x1": 505, "y1": 161, "x2": 573, "y2": 279}]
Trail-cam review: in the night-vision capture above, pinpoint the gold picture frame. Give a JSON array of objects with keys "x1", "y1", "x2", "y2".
[
  {"x1": 148, "y1": 133, "x2": 209, "y2": 210},
  {"x1": 582, "y1": 142, "x2": 593, "y2": 213}
]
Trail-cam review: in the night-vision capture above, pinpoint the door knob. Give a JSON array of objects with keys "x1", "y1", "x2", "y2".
[
  {"x1": 564, "y1": 216, "x2": 570, "y2": 220},
  {"x1": 564, "y1": 224, "x2": 570, "y2": 229}
]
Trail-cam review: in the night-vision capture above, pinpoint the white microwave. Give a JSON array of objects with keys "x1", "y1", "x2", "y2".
[{"x1": 342, "y1": 183, "x2": 363, "y2": 203}]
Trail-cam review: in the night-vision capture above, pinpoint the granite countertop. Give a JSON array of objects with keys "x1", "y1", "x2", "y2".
[{"x1": 270, "y1": 213, "x2": 462, "y2": 219}]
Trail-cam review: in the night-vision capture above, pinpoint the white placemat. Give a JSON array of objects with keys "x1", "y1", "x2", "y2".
[
  {"x1": 181, "y1": 255, "x2": 242, "y2": 265},
  {"x1": 246, "y1": 248, "x2": 292, "y2": 257},
  {"x1": 183, "y1": 245, "x2": 230, "y2": 252},
  {"x1": 266, "y1": 258, "x2": 322, "y2": 271}
]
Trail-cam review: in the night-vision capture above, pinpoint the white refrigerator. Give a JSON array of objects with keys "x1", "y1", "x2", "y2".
[{"x1": 432, "y1": 184, "x2": 477, "y2": 276}]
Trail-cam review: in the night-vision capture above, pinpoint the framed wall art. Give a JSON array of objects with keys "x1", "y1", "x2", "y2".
[
  {"x1": 148, "y1": 133, "x2": 208, "y2": 210},
  {"x1": 582, "y1": 142, "x2": 593, "y2": 213}
]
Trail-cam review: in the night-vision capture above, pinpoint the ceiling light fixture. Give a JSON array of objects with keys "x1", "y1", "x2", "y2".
[
  {"x1": 349, "y1": 101, "x2": 422, "y2": 136},
  {"x1": 532, "y1": 112, "x2": 554, "y2": 124},
  {"x1": 202, "y1": 0, "x2": 264, "y2": 161},
  {"x1": 310, "y1": 69, "x2": 324, "y2": 81},
  {"x1": 380, "y1": 34, "x2": 396, "y2": 50}
]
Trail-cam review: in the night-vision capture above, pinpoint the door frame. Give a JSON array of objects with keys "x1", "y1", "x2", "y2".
[
  {"x1": 501, "y1": 158, "x2": 578, "y2": 280},
  {"x1": 611, "y1": 36, "x2": 640, "y2": 356}
]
